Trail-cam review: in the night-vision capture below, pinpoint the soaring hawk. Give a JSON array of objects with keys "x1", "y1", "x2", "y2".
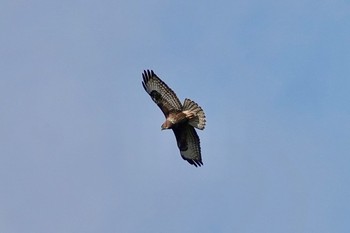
[{"x1": 142, "y1": 70, "x2": 206, "y2": 167}]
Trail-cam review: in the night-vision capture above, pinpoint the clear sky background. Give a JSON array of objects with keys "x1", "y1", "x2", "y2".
[{"x1": 1, "y1": 1, "x2": 350, "y2": 233}]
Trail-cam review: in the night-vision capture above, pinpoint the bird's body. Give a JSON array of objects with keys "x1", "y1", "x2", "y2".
[
  {"x1": 162, "y1": 112, "x2": 187, "y2": 129},
  {"x1": 142, "y1": 70, "x2": 206, "y2": 167}
]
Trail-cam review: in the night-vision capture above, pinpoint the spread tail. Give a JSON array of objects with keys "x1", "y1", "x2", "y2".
[{"x1": 182, "y1": 98, "x2": 206, "y2": 130}]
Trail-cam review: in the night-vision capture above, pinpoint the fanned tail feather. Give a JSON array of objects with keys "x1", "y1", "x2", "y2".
[{"x1": 182, "y1": 98, "x2": 206, "y2": 130}]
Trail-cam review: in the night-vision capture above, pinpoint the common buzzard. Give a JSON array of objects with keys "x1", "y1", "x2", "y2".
[{"x1": 142, "y1": 70, "x2": 206, "y2": 167}]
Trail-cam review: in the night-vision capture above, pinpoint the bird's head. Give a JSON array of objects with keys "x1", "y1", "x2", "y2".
[{"x1": 161, "y1": 120, "x2": 172, "y2": 130}]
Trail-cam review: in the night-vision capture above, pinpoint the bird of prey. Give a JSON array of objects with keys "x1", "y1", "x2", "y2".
[{"x1": 142, "y1": 70, "x2": 206, "y2": 167}]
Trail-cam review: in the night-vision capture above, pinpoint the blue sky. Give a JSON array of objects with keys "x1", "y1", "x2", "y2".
[{"x1": 1, "y1": 0, "x2": 350, "y2": 232}]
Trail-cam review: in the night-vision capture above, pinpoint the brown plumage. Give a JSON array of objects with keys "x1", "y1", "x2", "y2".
[{"x1": 142, "y1": 70, "x2": 206, "y2": 167}]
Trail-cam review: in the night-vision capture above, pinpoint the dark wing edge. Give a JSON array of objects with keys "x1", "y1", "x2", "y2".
[
  {"x1": 173, "y1": 124, "x2": 203, "y2": 167},
  {"x1": 142, "y1": 70, "x2": 182, "y2": 116}
]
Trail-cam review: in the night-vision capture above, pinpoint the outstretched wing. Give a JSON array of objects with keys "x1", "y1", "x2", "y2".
[
  {"x1": 142, "y1": 70, "x2": 182, "y2": 116},
  {"x1": 172, "y1": 124, "x2": 203, "y2": 167}
]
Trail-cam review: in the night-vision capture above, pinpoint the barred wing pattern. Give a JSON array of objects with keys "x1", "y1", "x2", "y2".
[
  {"x1": 172, "y1": 124, "x2": 203, "y2": 167},
  {"x1": 142, "y1": 70, "x2": 182, "y2": 116}
]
